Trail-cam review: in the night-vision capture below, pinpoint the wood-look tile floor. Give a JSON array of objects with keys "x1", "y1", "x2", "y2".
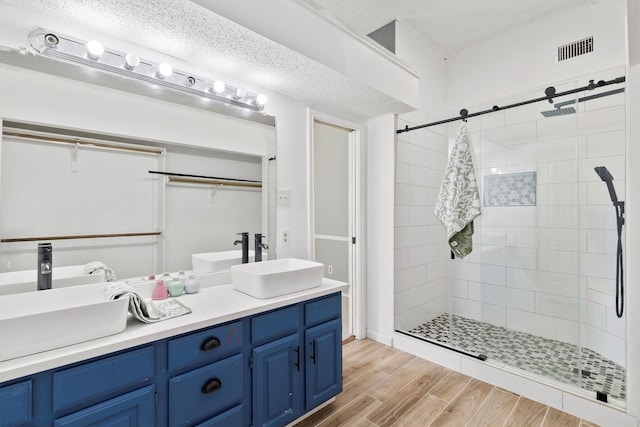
[{"x1": 294, "y1": 339, "x2": 599, "y2": 427}]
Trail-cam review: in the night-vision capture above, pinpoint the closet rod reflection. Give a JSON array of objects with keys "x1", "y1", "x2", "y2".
[
  {"x1": 1, "y1": 231, "x2": 163, "y2": 243},
  {"x1": 3, "y1": 131, "x2": 164, "y2": 155},
  {"x1": 168, "y1": 176, "x2": 262, "y2": 188}
]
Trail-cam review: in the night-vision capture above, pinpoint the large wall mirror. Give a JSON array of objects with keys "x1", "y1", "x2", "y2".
[
  {"x1": 0, "y1": 120, "x2": 276, "y2": 287},
  {"x1": 0, "y1": 49, "x2": 277, "y2": 291}
]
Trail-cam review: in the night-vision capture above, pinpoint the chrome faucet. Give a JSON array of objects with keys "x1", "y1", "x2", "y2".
[
  {"x1": 254, "y1": 233, "x2": 268, "y2": 262},
  {"x1": 233, "y1": 232, "x2": 249, "y2": 263},
  {"x1": 37, "y1": 242, "x2": 52, "y2": 290}
]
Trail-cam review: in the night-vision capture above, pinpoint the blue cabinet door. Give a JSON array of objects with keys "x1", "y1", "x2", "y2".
[
  {"x1": 305, "y1": 319, "x2": 342, "y2": 410},
  {"x1": 252, "y1": 334, "x2": 302, "y2": 427},
  {"x1": 0, "y1": 381, "x2": 32, "y2": 427},
  {"x1": 53, "y1": 385, "x2": 154, "y2": 427}
]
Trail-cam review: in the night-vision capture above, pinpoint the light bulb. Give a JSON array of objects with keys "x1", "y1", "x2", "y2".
[
  {"x1": 86, "y1": 40, "x2": 104, "y2": 60},
  {"x1": 44, "y1": 33, "x2": 59, "y2": 48},
  {"x1": 157, "y1": 62, "x2": 173, "y2": 79},
  {"x1": 235, "y1": 87, "x2": 247, "y2": 98},
  {"x1": 256, "y1": 94, "x2": 267, "y2": 106},
  {"x1": 124, "y1": 53, "x2": 140, "y2": 70},
  {"x1": 212, "y1": 81, "x2": 225, "y2": 93}
]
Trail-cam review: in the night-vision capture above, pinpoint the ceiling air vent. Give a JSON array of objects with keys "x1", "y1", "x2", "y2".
[{"x1": 557, "y1": 36, "x2": 594, "y2": 63}]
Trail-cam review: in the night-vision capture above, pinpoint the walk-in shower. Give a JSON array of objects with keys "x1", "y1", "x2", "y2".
[{"x1": 394, "y1": 74, "x2": 627, "y2": 408}]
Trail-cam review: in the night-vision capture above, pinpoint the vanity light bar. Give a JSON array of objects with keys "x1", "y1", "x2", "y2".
[{"x1": 28, "y1": 28, "x2": 267, "y2": 112}]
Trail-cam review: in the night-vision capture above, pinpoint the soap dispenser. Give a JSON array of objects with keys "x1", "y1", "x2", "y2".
[
  {"x1": 168, "y1": 275, "x2": 184, "y2": 297},
  {"x1": 184, "y1": 274, "x2": 200, "y2": 294}
]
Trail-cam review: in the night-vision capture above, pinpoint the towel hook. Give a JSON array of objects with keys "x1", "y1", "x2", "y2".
[{"x1": 460, "y1": 109, "x2": 468, "y2": 122}]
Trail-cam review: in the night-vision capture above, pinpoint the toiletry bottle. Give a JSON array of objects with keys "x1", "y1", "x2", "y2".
[
  {"x1": 151, "y1": 279, "x2": 168, "y2": 300},
  {"x1": 168, "y1": 275, "x2": 184, "y2": 297},
  {"x1": 178, "y1": 271, "x2": 188, "y2": 286},
  {"x1": 184, "y1": 274, "x2": 200, "y2": 294}
]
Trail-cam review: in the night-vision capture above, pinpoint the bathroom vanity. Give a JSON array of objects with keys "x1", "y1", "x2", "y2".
[{"x1": 0, "y1": 279, "x2": 347, "y2": 427}]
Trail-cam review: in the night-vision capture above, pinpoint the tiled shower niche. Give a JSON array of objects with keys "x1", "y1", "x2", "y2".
[{"x1": 484, "y1": 172, "x2": 537, "y2": 207}]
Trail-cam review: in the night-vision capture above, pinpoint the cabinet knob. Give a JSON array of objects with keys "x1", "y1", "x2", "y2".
[
  {"x1": 201, "y1": 378, "x2": 222, "y2": 394},
  {"x1": 200, "y1": 337, "x2": 221, "y2": 351}
]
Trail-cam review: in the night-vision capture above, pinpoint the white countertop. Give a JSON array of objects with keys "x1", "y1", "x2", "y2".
[{"x1": 0, "y1": 278, "x2": 348, "y2": 383}]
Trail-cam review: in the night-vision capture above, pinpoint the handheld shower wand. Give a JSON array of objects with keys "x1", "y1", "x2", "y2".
[
  {"x1": 594, "y1": 166, "x2": 625, "y2": 318},
  {"x1": 594, "y1": 166, "x2": 618, "y2": 203}
]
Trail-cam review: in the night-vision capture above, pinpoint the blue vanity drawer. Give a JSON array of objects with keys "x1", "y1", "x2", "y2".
[
  {"x1": 53, "y1": 385, "x2": 154, "y2": 427},
  {"x1": 195, "y1": 404, "x2": 243, "y2": 427},
  {"x1": 169, "y1": 354, "x2": 243, "y2": 427},
  {"x1": 168, "y1": 321, "x2": 243, "y2": 372},
  {"x1": 52, "y1": 346, "x2": 154, "y2": 413},
  {"x1": 251, "y1": 305, "x2": 299, "y2": 344},
  {"x1": 0, "y1": 380, "x2": 32, "y2": 427},
  {"x1": 305, "y1": 293, "x2": 341, "y2": 327}
]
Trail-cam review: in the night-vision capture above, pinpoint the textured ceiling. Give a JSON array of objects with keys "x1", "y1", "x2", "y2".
[
  {"x1": 302, "y1": 0, "x2": 591, "y2": 55},
  {"x1": 2, "y1": 0, "x2": 608, "y2": 121},
  {"x1": 2, "y1": 0, "x2": 409, "y2": 120}
]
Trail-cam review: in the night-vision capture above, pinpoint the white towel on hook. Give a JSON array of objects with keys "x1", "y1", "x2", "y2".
[{"x1": 434, "y1": 124, "x2": 481, "y2": 258}]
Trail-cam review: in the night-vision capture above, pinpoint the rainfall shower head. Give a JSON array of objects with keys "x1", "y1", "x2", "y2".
[
  {"x1": 594, "y1": 166, "x2": 618, "y2": 204},
  {"x1": 540, "y1": 106, "x2": 576, "y2": 117}
]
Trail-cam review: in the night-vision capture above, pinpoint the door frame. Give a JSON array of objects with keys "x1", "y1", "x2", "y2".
[{"x1": 307, "y1": 109, "x2": 365, "y2": 340}]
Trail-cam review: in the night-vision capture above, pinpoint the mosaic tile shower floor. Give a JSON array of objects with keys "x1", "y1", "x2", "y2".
[{"x1": 407, "y1": 313, "x2": 626, "y2": 401}]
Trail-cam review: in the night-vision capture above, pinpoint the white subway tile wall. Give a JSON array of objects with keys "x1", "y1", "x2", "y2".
[{"x1": 394, "y1": 118, "x2": 450, "y2": 331}]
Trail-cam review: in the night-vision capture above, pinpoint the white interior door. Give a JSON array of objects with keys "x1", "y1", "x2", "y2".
[{"x1": 310, "y1": 116, "x2": 361, "y2": 340}]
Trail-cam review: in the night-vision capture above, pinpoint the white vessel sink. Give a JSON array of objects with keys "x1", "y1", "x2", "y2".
[
  {"x1": 231, "y1": 258, "x2": 323, "y2": 299},
  {"x1": 192, "y1": 250, "x2": 262, "y2": 274},
  {"x1": 0, "y1": 265, "x2": 106, "y2": 296},
  {"x1": 0, "y1": 282, "x2": 128, "y2": 361}
]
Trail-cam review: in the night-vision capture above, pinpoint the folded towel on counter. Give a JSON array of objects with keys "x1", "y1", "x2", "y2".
[
  {"x1": 102, "y1": 282, "x2": 191, "y2": 323},
  {"x1": 85, "y1": 261, "x2": 117, "y2": 282},
  {"x1": 434, "y1": 124, "x2": 481, "y2": 258}
]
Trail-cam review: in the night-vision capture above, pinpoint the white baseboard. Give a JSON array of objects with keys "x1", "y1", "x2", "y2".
[{"x1": 365, "y1": 329, "x2": 393, "y2": 346}]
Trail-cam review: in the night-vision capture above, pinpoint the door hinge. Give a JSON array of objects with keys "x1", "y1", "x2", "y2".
[
  {"x1": 154, "y1": 392, "x2": 159, "y2": 407},
  {"x1": 352, "y1": 237, "x2": 356, "y2": 244},
  {"x1": 249, "y1": 357, "x2": 253, "y2": 369}
]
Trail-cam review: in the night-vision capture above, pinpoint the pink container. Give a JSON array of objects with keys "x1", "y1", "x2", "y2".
[{"x1": 151, "y1": 279, "x2": 168, "y2": 300}]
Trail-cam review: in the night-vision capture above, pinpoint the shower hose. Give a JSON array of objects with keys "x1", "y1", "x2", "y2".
[{"x1": 615, "y1": 201, "x2": 625, "y2": 318}]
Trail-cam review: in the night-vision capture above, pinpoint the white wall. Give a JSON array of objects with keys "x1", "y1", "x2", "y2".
[
  {"x1": 445, "y1": 1, "x2": 627, "y2": 112},
  {"x1": 366, "y1": 113, "x2": 395, "y2": 344},
  {"x1": 264, "y1": 93, "x2": 314, "y2": 259},
  {"x1": 624, "y1": 0, "x2": 640, "y2": 419},
  {"x1": 193, "y1": 0, "x2": 419, "y2": 112},
  {"x1": 388, "y1": 22, "x2": 450, "y2": 332}
]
